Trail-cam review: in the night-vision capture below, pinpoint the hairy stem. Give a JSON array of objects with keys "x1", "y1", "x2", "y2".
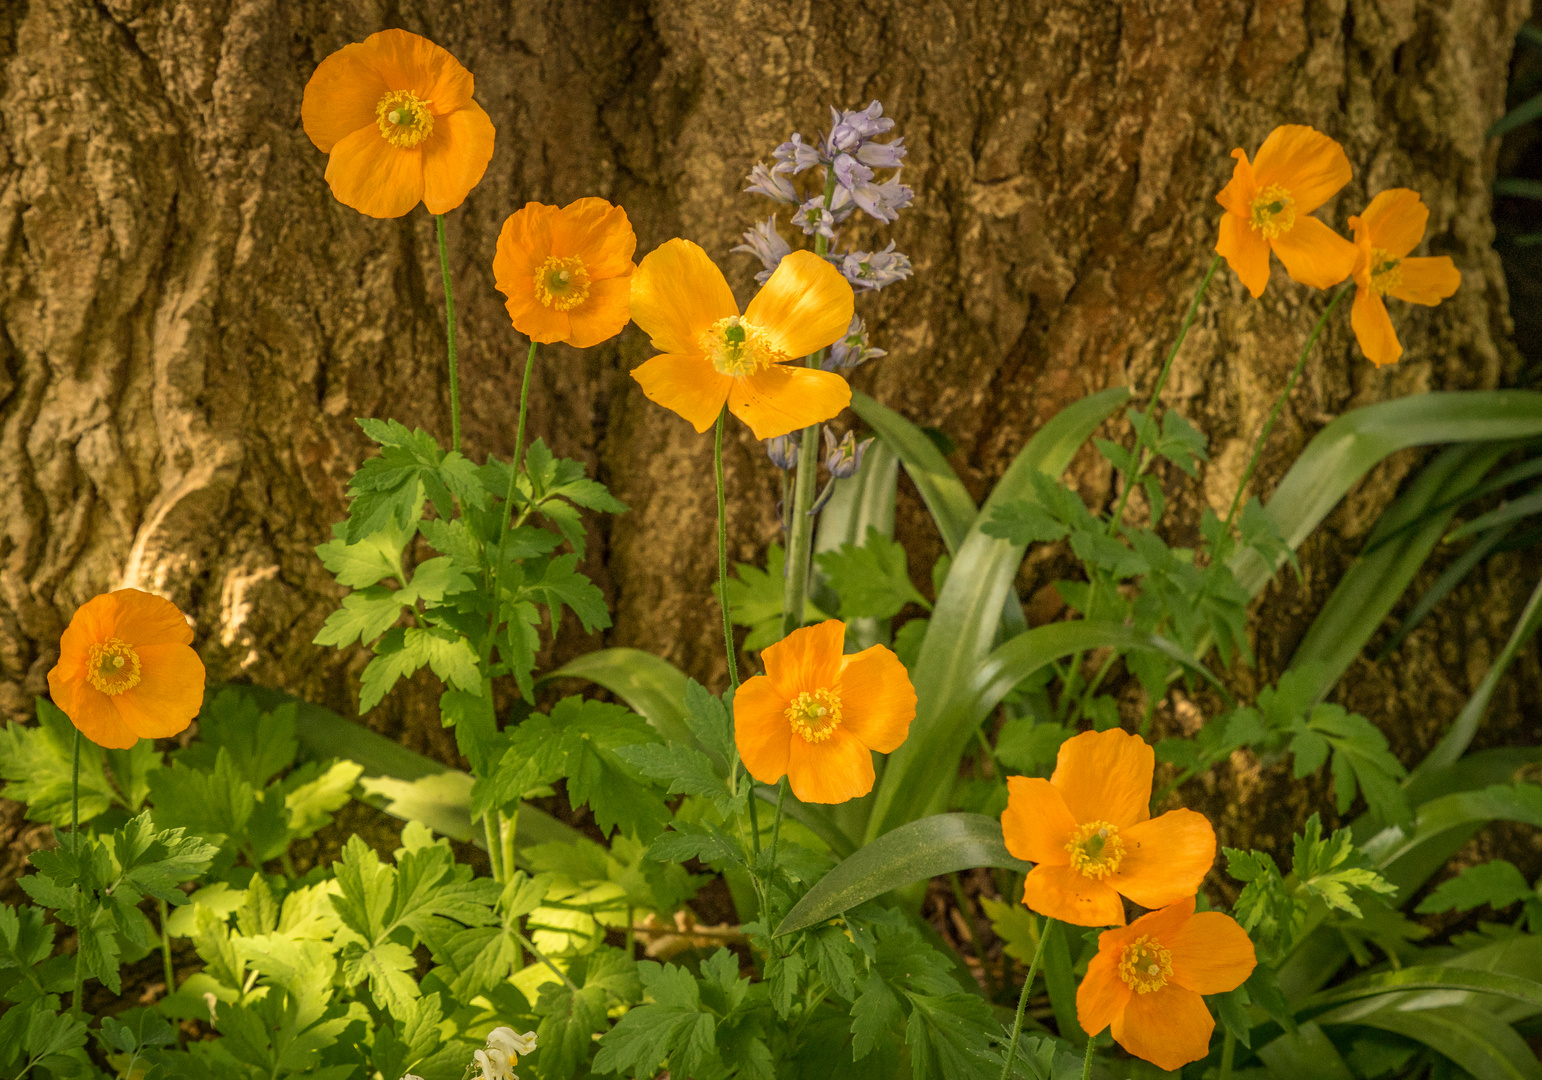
[
  {"x1": 434, "y1": 214, "x2": 463, "y2": 453},
  {"x1": 998, "y1": 916, "x2": 1051, "y2": 1080}
]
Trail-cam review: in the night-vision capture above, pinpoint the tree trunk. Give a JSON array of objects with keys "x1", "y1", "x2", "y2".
[{"x1": 0, "y1": 0, "x2": 1534, "y2": 857}]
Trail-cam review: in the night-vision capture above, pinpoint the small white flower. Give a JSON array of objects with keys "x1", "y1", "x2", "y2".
[
  {"x1": 487, "y1": 1027, "x2": 538, "y2": 1059},
  {"x1": 401, "y1": 1075, "x2": 425, "y2": 1080},
  {"x1": 201, "y1": 991, "x2": 219, "y2": 1024}
]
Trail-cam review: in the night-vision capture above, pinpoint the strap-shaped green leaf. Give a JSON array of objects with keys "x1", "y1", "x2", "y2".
[{"x1": 774, "y1": 813, "x2": 1027, "y2": 936}]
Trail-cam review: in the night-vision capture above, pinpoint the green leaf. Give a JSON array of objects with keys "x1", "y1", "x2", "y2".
[
  {"x1": 1287, "y1": 441, "x2": 1511, "y2": 703},
  {"x1": 867, "y1": 387, "x2": 1133, "y2": 840},
  {"x1": 315, "y1": 520, "x2": 409, "y2": 588},
  {"x1": 1416, "y1": 860, "x2": 1535, "y2": 914},
  {"x1": 905, "y1": 992, "x2": 998, "y2": 1080},
  {"x1": 1321, "y1": 1003, "x2": 1542, "y2": 1080},
  {"x1": 776, "y1": 814, "x2": 1027, "y2": 935},
  {"x1": 980, "y1": 501, "x2": 1068, "y2": 545},
  {"x1": 0, "y1": 698, "x2": 119, "y2": 826},
  {"x1": 283, "y1": 759, "x2": 364, "y2": 839},
  {"x1": 849, "y1": 391, "x2": 978, "y2": 555},
  {"x1": 148, "y1": 751, "x2": 256, "y2": 843},
  {"x1": 546, "y1": 648, "x2": 695, "y2": 747},
  {"x1": 178, "y1": 689, "x2": 297, "y2": 788},
  {"x1": 1302, "y1": 964, "x2": 1542, "y2": 1013},
  {"x1": 358, "y1": 626, "x2": 481, "y2": 712},
  {"x1": 1257, "y1": 1021, "x2": 1356, "y2": 1080},
  {"x1": 527, "y1": 553, "x2": 611, "y2": 634},
  {"x1": 816, "y1": 525, "x2": 930, "y2": 620},
  {"x1": 1231, "y1": 391, "x2": 1542, "y2": 597},
  {"x1": 312, "y1": 585, "x2": 409, "y2": 648},
  {"x1": 813, "y1": 437, "x2": 901, "y2": 649},
  {"x1": 869, "y1": 619, "x2": 1216, "y2": 836},
  {"x1": 592, "y1": 960, "x2": 718, "y2": 1078}
]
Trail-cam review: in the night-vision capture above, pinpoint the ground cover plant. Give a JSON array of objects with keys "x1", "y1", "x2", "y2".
[{"x1": 1, "y1": 25, "x2": 1540, "y2": 1080}]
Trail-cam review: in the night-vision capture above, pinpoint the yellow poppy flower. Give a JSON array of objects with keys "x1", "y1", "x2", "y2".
[
  {"x1": 494, "y1": 199, "x2": 637, "y2": 348},
  {"x1": 1000, "y1": 729, "x2": 1215, "y2": 927},
  {"x1": 1348, "y1": 189, "x2": 1461, "y2": 367},
  {"x1": 628, "y1": 240, "x2": 854, "y2": 439},
  {"x1": 1215, "y1": 125, "x2": 1359, "y2": 297},
  {"x1": 734, "y1": 620, "x2": 915, "y2": 804},
  {"x1": 46, "y1": 589, "x2": 206, "y2": 750},
  {"x1": 1077, "y1": 897, "x2": 1256, "y2": 1072},
  {"x1": 302, "y1": 29, "x2": 495, "y2": 219}
]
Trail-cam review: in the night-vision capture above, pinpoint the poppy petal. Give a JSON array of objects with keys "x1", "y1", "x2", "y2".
[
  {"x1": 1251, "y1": 124, "x2": 1352, "y2": 214},
  {"x1": 49, "y1": 677, "x2": 139, "y2": 750},
  {"x1": 112, "y1": 643, "x2": 205, "y2": 740},
  {"x1": 761, "y1": 620, "x2": 845, "y2": 701},
  {"x1": 1076, "y1": 947, "x2": 1132, "y2": 1037},
  {"x1": 733, "y1": 673, "x2": 793, "y2": 786},
  {"x1": 629, "y1": 353, "x2": 732, "y2": 433},
  {"x1": 630, "y1": 239, "x2": 739, "y2": 355},
  {"x1": 1270, "y1": 215, "x2": 1358, "y2": 290},
  {"x1": 1390, "y1": 256, "x2": 1460, "y2": 306},
  {"x1": 1112, "y1": 984, "x2": 1215, "y2": 1072},
  {"x1": 422, "y1": 101, "x2": 495, "y2": 215},
  {"x1": 108, "y1": 589, "x2": 195, "y2": 647},
  {"x1": 1351, "y1": 284, "x2": 1402, "y2": 368},
  {"x1": 744, "y1": 251, "x2": 854, "y2": 360},
  {"x1": 1110, "y1": 809, "x2": 1215, "y2": 910},
  {"x1": 1355, "y1": 189, "x2": 1427, "y2": 259},
  {"x1": 834, "y1": 644, "x2": 915, "y2": 753},
  {"x1": 503, "y1": 288, "x2": 572, "y2": 345},
  {"x1": 553, "y1": 199, "x2": 637, "y2": 280},
  {"x1": 1022, "y1": 863, "x2": 1126, "y2": 927},
  {"x1": 324, "y1": 126, "x2": 424, "y2": 219},
  {"x1": 1000, "y1": 776, "x2": 1078, "y2": 866},
  {"x1": 495, "y1": 204, "x2": 558, "y2": 284},
  {"x1": 1050, "y1": 729, "x2": 1153, "y2": 829},
  {"x1": 361, "y1": 29, "x2": 474, "y2": 114},
  {"x1": 566, "y1": 276, "x2": 634, "y2": 349},
  {"x1": 1216, "y1": 212, "x2": 1272, "y2": 299},
  {"x1": 1168, "y1": 911, "x2": 1257, "y2": 994},
  {"x1": 787, "y1": 724, "x2": 875, "y2": 804},
  {"x1": 302, "y1": 43, "x2": 389, "y2": 153},
  {"x1": 728, "y1": 366, "x2": 851, "y2": 441},
  {"x1": 1214, "y1": 149, "x2": 1257, "y2": 215}
]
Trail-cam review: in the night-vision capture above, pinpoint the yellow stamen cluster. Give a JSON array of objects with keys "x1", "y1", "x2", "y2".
[
  {"x1": 1248, "y1": 183, "x2": 1297, "y2": 240},
  {"x1": 1117, "y1": 935, "x2": 1173, "y2": 994},
  {"x1": 87, "y1": 637, "x2": 142, "y2": 696},
  {"x1": 375, "y1": 90, "x2": 434, "y2": 149},
  {"x1": 1368, "y1": 247, "x2": 1403, "y2": 296},
  {"x1": 1065, "y1": 820, "x2": 1125, "y2": 880},
  {"x1": 701, "y1": 316, "x2": 783, "y2": 378},
  {"x1": 786, "y1": 687, "x2": 842, "y2": 743},
  {"x1": 534, "y1": 256, "x2": 591, "y2": 310}
]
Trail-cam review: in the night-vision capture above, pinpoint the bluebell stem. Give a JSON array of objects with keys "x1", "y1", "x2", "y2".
[
  {"x1": 765, "y1": 433, "x2": 800, "y2": 470},
  {"x1": 833, "y1": 241, "x2": 913, "y2": 291},
  {"x1": 733, "y1": 216, "x2": 793, "y2": 284},
  {"x1": 823, "y1": 315, "x2": 887, "y2": 371}
]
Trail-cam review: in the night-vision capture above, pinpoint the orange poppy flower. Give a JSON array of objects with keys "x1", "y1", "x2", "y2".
[
  {"x1": 1077, "y1": 896, "x2": 1256, "y2": 1072},
  {"x1": 302, "y1": 29, "x2": 495, "y2": 219},
  {"x1": 493, "y1": 199, "x2": 637, "y2": 348},
  {"x1": 1215, "y1": 124, "x2": 1359, "y2": 298},
  {"x1": 1347, "y1": 189, "x2": 1461, "y2": 368},
  {"x1": 629, "y1": 240, "x2": 854, "y2": 440},
  {"x1": 46, "y1": 589, "x2": 206, "y2": 750},
  {"x1": 734, "y1": 620, "x2": 915, "y2": 804},
  {"x1": 999, "y1": 728, "x2": 1215, "y2": 927}
]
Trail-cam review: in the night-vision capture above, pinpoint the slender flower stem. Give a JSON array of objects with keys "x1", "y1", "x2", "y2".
[
  {"x1": 998, "y1": 917, "x2": 1051, "y2": 1080},
  {"x1": 768, "y1": 778, "x2": 788, "y2": 868},
  {"x1": 69, "y1": 727, "x2": 84, "y2": 1017},
  {"x1": 714, "y1": 409, "x2": 741, "y2": 691},
  {"x1": 1219, "y1": 1028, "x2": 1237, "y2": 1080},
  {"x1": 779, "y1": 167, "x2": 841, "y2": 640},
  {"x1": 1224, "y1": 281, "x2": 1353, "y2": 530},
  {"x1": 1107, "y1": 253, "x2": 1223, "y2": 535},
  {"x1": 484, "y1": 813, "x2": 506, "y2": 884},
  {"x1": 485, "y1": 342, "x2": 540, "y2": 662},
  {"x1": 434, "y1": 214, "x2": 463, "y2": 454},
  {"x1": 1080, "y1": 1035, "x2": 1096, "y2": 1079},
  {"x1": 516, "y1": 928, "x2": 579, "y2": 992},
  {"x1": 158, "y1": 899, "x2": 176, "y2": 992}
]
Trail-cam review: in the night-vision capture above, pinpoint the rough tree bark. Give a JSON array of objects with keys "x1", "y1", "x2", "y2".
[{"x1": 0, "y1": 0, "x2": 1535, "y2": 864}]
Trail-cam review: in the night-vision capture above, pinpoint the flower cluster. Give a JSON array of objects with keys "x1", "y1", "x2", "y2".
[
  {"x1": 1002, "y1": 729, "x2": 1256, "y2": 1071},
  {"x1": 1215, "y1": 124, "x2": 1460, "y2": 366},
  {"x1": 739, "y1": 101, "x2": 915, "y2": 295}
]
